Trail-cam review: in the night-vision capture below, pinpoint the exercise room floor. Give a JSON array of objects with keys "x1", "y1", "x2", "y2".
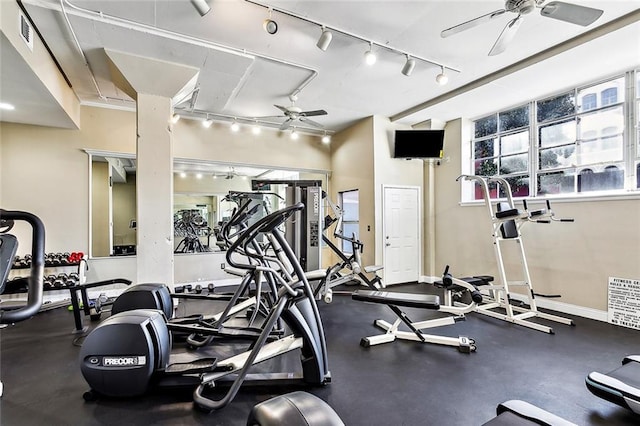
[{"x1": 2, "y1": 283, "x2": 639, "y2": 426}]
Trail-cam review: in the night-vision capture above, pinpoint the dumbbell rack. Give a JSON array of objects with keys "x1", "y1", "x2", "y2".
[{"x1": 456, "y1": 175, "x2": 575, "y2": 334}]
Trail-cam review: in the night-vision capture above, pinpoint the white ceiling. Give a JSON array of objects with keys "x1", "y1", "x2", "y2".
[{"x1": 2, "y1": 0, "x2": 639, "y2": 133}]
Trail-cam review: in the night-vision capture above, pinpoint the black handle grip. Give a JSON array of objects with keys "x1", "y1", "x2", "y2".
[{"x1": 561, "y1": 219, "x2": 574, "y2": 222}]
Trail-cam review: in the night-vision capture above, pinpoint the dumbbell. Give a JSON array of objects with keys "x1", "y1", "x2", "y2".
[{"x1": 194, "y1": 284, "x2": 203, "y2": 294}]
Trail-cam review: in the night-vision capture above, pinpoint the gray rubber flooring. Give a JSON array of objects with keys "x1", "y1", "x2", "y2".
[{"x1": 1, "y1": 283, "x2": 640, "y2": 425}]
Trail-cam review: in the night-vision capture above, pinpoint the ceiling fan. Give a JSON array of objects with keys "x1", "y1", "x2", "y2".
[
  {"x1": 256, "y1": 96, "x2": 328, "y2": 130},
  {"x1": 441, "y1": 0, "x2": 604, "y2": 56}
]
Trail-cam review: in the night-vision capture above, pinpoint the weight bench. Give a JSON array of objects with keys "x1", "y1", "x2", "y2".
[
  {"x1": 586, "y1": 355, "x2": 640, "y2": 414},
  {"x1": 351, "y1": 269, "x2": 483, "y2": 353},
  {"x1": 482, "y1": 400, "x2": 577, "y2": 426}
]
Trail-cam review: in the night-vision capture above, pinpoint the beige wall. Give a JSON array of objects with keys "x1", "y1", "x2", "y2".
[
  {"x1": 329, "y1": 117, "x2": 375, "y2": 268},
  {"x1": 433, "y1": 118, "x2": 640, "y2": 312},
  {"x1": 0, "y1": 105, "x2": 331, "y2": 282}
]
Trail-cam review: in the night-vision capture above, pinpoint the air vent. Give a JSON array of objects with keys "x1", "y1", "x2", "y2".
[{"x1": 19, "y1": 12, "x2": 34, "y2": 52}]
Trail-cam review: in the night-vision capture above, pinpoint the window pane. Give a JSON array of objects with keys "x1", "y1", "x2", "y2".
[
  {"x1": 502, "y1": 176, "x2": 530, "y2": 198},
  {"x1": 499, "y1": 105, "x2": 529, "y2": 131},
  {"x1": 539, "y1": 146, "x2": 576, "y2": 169},
  {"x1": 578, "y1": 76, "x2": 624, "y2": 112},
  {"x1": 578, "y1": 166, "x2": 624, "y2": 192},
  {"x1": 474, "y1": 158, "x2": 498, "y2": 176},
  {"x1": 474, "y1": 138, "x2": 496, "y2": 159},
  {"x1": 539, "y1": 120, "x2": 576, "y2": 148},
  {"x1": 340, "y1": 190, "x2": 359, "y2": 221},
  {"x1": 500, "y1": 153, "x2": 528, "y2": 174},
  {"x1": 501, "y1": 131, "x2": 529, "y2": 155},
  {"x1": 474, "y1": 180, "x2": 499, "y2": 200},
  {"x1": 579, "y1": 106, "x2": 623, "y2": 140},
  {"x1": 579, "y1": 135, "x2": 623, "y2": 165},
  {"x1": 538, "y1": 170, "x2": 576, "y2": 195},
  {"x1": 341, "y1": 223, "x2": 359, "y2": 243},
  {"x1": 537, "y1": 92, "x2": 575, "y2": 123},
  {"x1": 474, "y1": 114, "x2": 497, "y2": 138}
]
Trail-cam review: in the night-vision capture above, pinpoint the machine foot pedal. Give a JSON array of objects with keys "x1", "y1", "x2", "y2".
[{"x1": 165, "y1": 357, "x2": 217, "y2": 374}]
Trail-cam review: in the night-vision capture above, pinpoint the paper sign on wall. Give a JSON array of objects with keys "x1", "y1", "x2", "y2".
[{"x1": 608, "y1": 277, "x2": 640, "y2": 330}]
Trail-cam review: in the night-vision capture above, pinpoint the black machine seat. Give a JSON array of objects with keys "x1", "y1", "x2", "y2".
[
  {"x1": 482, "y1": 400, "x2": 577, "y2": 426},
  {"x1": 434, "y1": 275, "x2": 494, "y2": 289},
  {"x1": 586, "y1": 355, "x2": 640, "y2": 414},
  {"x1": 351, "y1": 290, "x2": 439, "y2": 310},
  {"x1": 247, "y1": 391, "x2": 344, "y2": 426}
]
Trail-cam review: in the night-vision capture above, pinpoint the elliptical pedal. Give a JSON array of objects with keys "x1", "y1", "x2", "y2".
[{"x1": 164, "y1": 358, "x2": 218, "y2": 375}]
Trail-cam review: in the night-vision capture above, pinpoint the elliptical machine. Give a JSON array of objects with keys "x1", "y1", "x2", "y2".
[
  {"x1": 0, "y1": 210, "x2": 46, "y2": 397},
  {"x1": 79, "y1": 203, "x2": 331, "y2": 411}
]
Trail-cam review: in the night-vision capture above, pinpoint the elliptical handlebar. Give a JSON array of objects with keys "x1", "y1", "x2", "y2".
[
  {"x1": 226, "y1": 203, "x2": 304, "y2": 271},
  {"x1": 0, "y1": 210, "x2": 45, "y2": 324}
]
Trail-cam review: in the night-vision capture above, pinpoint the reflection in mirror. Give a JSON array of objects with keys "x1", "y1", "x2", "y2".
[{"x1": 88, "y1": 152, "x2": 328, "y2": 258}]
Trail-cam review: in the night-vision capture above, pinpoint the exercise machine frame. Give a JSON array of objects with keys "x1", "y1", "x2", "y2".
[{"x1": 457, "y1": 175, "x2": 574, "y2": 334}]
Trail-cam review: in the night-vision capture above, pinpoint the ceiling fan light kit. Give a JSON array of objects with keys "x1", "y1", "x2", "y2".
[{"x1": 441, "y1": 0, "x2": 604, "y2": 56}]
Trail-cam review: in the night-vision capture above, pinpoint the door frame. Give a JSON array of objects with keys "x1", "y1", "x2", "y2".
[{"x1": 381, "y1": 184, "x2": 422, "y2": 285}]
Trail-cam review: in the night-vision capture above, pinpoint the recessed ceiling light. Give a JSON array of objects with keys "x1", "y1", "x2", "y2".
[{"x1": 0, "y1": 102, "x2": 15, "y2": 110}]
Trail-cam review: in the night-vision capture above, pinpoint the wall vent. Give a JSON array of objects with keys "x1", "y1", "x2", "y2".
[{"x1": 19, "y1": 12, "x2": 34, "y2": 52}]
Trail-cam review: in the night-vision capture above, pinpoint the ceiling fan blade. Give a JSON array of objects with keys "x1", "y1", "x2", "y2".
[
  {"x1": 441, "y1": 9, "x2": 507, "y2": 38},
  {"x1": 300, "y1": 109, "x2": 327, "y2": 117},
  {"x1": 299, "y1": 117, "x2": 324, "y2": 128},
  {"x1": 489, "y1": 15, "x2": 523, "y2": 56},
  {"x1": 279, "y1": 119, "x2": 293, "y2": 130},
  {"x1": 540, "y1": 1, "x2": 603, "y2": 26},
  {"x1": 274, "y1": 104, "x2": 289, "y2": 113}
]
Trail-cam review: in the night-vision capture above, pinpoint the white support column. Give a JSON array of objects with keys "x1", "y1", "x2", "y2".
[
  {"x1": 136, "y1": 94, "x2": 174, "y2": 284},
  {"x1": 104, "y1": 49, "x2": 199, "y2": 286}
]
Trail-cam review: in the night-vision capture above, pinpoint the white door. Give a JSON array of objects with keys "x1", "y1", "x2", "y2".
[{"x1": 383, "y1": 186, "x2": 420, "y2": 285}]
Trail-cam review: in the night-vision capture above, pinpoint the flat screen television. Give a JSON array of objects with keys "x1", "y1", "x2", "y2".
[{"x1": 393, "y1": 130, "x2": 445, "y2": 159}]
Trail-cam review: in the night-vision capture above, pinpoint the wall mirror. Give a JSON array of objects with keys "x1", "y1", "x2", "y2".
[{"x1": 87, "y1": 151, "x2": 329, "y2": 258}]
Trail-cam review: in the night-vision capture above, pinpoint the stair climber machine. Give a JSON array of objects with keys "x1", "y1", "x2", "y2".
[
  {"x1": 315, "y1": 196, "x2": 385, "y2": 303},
  {"x1": 0, "y1": 210, "x2": 46, "y2": 397},
  {"x1": 78, "y1": 203, "x2": 331, "y2": 411}
]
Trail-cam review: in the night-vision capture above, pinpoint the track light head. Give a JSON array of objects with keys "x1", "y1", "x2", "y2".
[
  {"x1": 364, "y1": 44, "x2": 377, "y2": 66},
  {"x1": 401, "y1": 55, "x2": 416, "y2": 76},
  {"x1": 252, "y1": 124, "x2": 261, "y2": 135},
  {"x1": 190, "y1": 0, "x2": 210, "y2": 17},
  {"x1": 436, "y1": 66, "x2": 448, "y2": 85},
  {"x1": 230, "y1": 121, "x2": 240, "y2": 132},
  {"x1": 290, "y1": 128, "x2": 299, "y2": 140},
  {"x1": 202, "y1": 117, "x2": 213, "y2": 128},
  {"x1": 170, "y1": 113, "x2": 180, "y2": 124},
  {"x1": 321, "y1": 134, "x2": 331, "y2": 144},
  {"x1": 263, "y1": 8, "x2": 278, "y2": 34},
  {"x1": 316, "y1": 27, "x2": 333, "y2": 51}
]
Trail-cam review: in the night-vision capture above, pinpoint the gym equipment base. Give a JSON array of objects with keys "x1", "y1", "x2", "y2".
[{"x1": 360, "y1": 318, "x2": 476, "y2": 353}]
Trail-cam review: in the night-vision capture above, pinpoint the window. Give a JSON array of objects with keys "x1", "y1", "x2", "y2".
[
  {"x1": 339, "y1": 190, "x2": 359, "y2": 254},
  {"x1": 469, "y1": 73, "x2": 633, "y2": 200},
  {"x1": 472, "y1": 105, "x2": 530, "y2": 199},
  {"x1": 581, "y1": 93, "x2": 597, "y2": 111}
]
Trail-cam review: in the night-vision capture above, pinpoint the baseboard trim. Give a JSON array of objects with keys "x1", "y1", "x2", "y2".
[{"x1": 503, "y1": 293, "x2": 608, "y2": 322}]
